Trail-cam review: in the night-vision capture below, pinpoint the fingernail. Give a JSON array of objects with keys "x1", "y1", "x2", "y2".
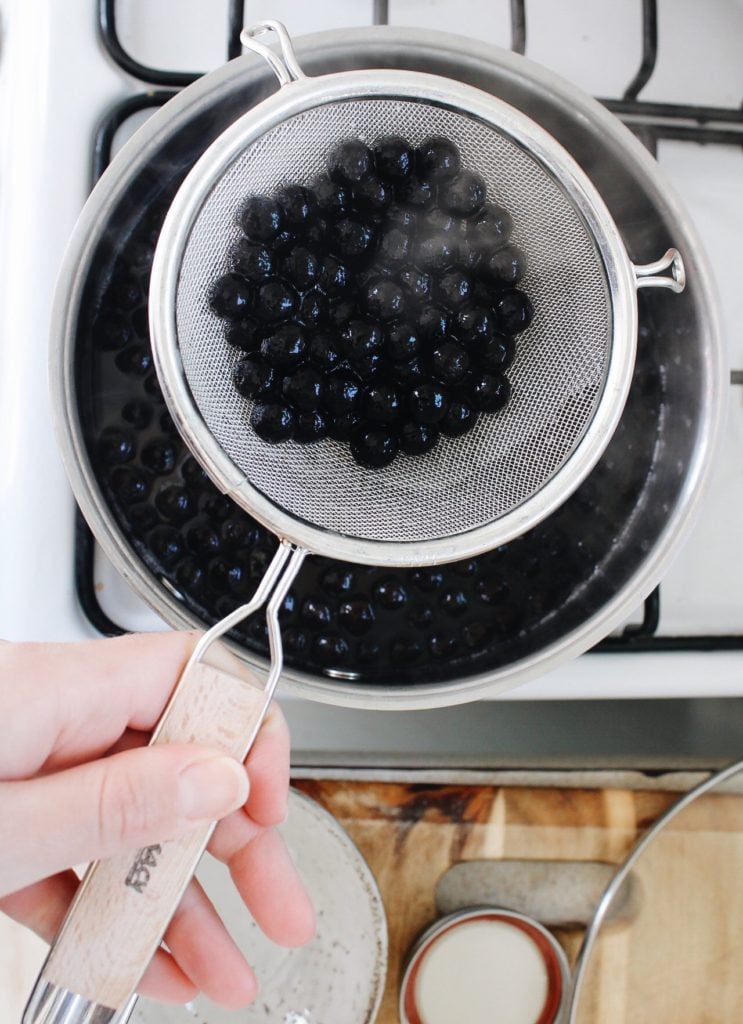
[{"x1": 178, "y1": 757, "x2": 249, "y2": 820}]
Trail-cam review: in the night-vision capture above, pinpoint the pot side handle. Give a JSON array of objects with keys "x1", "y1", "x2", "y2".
[{"x1": 633, "y1": 247, "x2": 686, "y2": 292}]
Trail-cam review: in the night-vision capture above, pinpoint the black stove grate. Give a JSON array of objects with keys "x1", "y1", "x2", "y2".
[{"x1": 76, "y1": 0, "x2": 743, "y2": 654}]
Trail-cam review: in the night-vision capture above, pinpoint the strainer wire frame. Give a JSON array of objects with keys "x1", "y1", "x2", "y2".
[{"x1": 149, "y1": 68, "x2": 638, "y2": 569}]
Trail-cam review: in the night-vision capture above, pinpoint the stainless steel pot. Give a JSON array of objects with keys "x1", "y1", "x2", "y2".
[{"x1": 51, "y1": 27, "x2": 724, "y2": 709}]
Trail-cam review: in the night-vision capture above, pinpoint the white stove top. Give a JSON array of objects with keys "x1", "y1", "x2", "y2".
[{"x1": 2, "y1": 0, "x2": 743, "y2": 723}]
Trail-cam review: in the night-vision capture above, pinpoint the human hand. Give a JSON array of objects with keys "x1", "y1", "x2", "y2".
[{"x1": 0, "y1": 632, "x2": 315, "y2": 1008}]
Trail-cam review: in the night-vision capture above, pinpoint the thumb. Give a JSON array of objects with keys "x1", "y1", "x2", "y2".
[{"x1": 0, "y1": 744, "x2": 249, "y2": 897}]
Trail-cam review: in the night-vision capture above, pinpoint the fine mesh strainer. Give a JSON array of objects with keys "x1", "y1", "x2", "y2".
[{"x1": 25, "y1": 22, "x2": 686, "y2": 1024}]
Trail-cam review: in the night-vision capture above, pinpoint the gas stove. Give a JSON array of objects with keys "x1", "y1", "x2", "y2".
[{"x1": 2, "y1": 0, "x2": 743, "y2": 768}]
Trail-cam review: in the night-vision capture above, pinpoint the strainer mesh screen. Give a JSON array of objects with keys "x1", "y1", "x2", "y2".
[{"x1": 176, "y1": 98, "x2": 612, "y2": 543}]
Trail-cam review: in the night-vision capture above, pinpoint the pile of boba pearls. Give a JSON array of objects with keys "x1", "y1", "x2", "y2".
[{"x1": 208, "y1": 135, "x2": 533, "y2": 469}]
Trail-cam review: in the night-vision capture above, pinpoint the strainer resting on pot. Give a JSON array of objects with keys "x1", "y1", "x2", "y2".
[{"x1": 25, "y1": 21, "x2": 684, "y2": 1024}]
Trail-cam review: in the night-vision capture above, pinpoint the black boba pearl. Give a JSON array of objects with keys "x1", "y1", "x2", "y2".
[
  {"x1": 392, "y1": 357, "x2": 426, "y2": 388},
  {"x1": 208, "y1": 557, "x2": 246, "y2": 593},
  {"x1": 95, "y1": 312, "x2": 133, "y2": 351},
  {"x1": 143, "y1": 374, "x2": 163, "y2": 402},
  {"x1": 350, "y1": 424, "x2": 399, "y2": 468},
  {"x1": 470, "y1": 203, "x2": 513, "y2": 246},
  {"x1": 174, "y1": 557, "x2": 206, "y2": 594},
  {"x1": 385, "y1": 320, "x2": 421, "y2": 363},
  {"x1": 339, "y1": 599, "x2": 376, "y2": 635},
  {"x1": 353, "y1": 175, "x2": 393, "y2": 213},
  {"x1": 221, "y1": 516, "x2": 260, "y2": 550},
  {"x1": 423, "y1": 207, "x2": 457, "y2": 235},
  {"x1": 471, "y1": 372, "x2": 511, "y2": 412},
  {"x1": 260, "y1": 324, "x2": 306, "y2": 369},
  {"x1": 148, "y1": 526, "x2": 183, "y2": 567},
  {"x1": 440, "y1": 398, "x2": 476, "y2": 436},
  {"x1": 397, "y1": 176, "x2": 436, "y2": 208},
  {"x1": 328, "y1": 412, "x2": 363, "y2": 441},
  {"x1": 429, "y1": 633, "x2": 459, "y2": 659},
  {"x1": 98, "y1": 428, "x2": 135, "y2": 464},
  {"x1": 308, "y1": 331, "x2": 342, "y2": 372},
  {"x1": 186, "y1": 525, "x2": 221, "y2": 558},
  {"x1": 301, "y1": 598, "x2": 333, "y2": 626},
  {"x1": 328, "y1": 139, "x2": 374, "y2": 184},
  {"x1": 282, "y1": 366, "x2": 325, "y2": 411},
  {"x1": 113, "y1": 275, "x2": 141, "y2": 311},
  {"x1": 255, "y1": 279, "x2": 298, "y2": 322},
  {"x1": 411, "y1": 568, "x2": 444, "y2": 591},
  {"x1": 325, "y1": 372, "x2": 361, "y2": 415},
  {"x1": 156, "y1": 485, "x2": 194, "y2": 522},
  {"x1": 248, "y1": 544, "x2": 276, "y2": 579},
  {"x1": 298, "y1": 289, "x2": 328, "y2": 328},
  {"x1": 314, "y1": 633, "x2": 350, "y2": 665},
  {"x1": 374, "y1": 136, "x2": 415, "y2": 181},
  {"x1": 334, "y1": 218, "x2": 376, "y2": 259},
  {"x1": 328, "y1": 298, "x2": 356, "y2": 328},
  {"x1": 127, "y1": 239, "x2": 155, "y2": 275},
  {"x1": 362, "y1": 383, "x2": 403, "y2": 424},
  {"x1": 435, "y1": 268, "x2": 472, "y2": 307},
  {"x1": 304, "y1": 219, "x2": 328, "y2": 249},
  {"x1": 250, "y1": 401, "x2": 295, "y2": 442},
  {"x1": 481, "y1": 243, "x2": 526, "y2": 286},
  {"x1": 416, "y1": 234, "x2": 457, "y2": 271},
  {"x1": 462, "y1": 620, "x2": 489, "y2": 649},
  {"x1": 495, "y1": 289, "x2": 534, "y2": 333},
  {"x1": 160, "y1": 411, "x2": 179, "y2": 437},
  {"x1": 115, "y1": 345, "x2": 152, "y2": 376},
  {"x1": 350, "y1": 351, "x2": 386, "y2": 382},
  {"x1": 479, "y1": 333, "x2": 516, "y2": 371},
  {"x1": 202, "y1": 493, "x2": 234, "y2": 522},
  {"x1": 385, "y1": 203, "x2": 418, "y2": 231},
  {"x1": 456, "y1": 305, "x2": 498, "y2": 348},
  {"x1": 341, "y1": 319, "x2": 383, "y2": 358},
  {"x1": 459, "y1": 238, "x2": 483, "y2": 272},
  {"x1": 278, "y1": 184, "x2": 318, "y2": 232},
  {"x1": 233, "y1": 354, "x2": 277, "y2": 398},
  {"x1": 364, "y1": 278, "x2": 406, "y2": 321},
  {"x1": 418, "y1": 136, "x2": 461, "y2": 181},
  {"x1": 358, "y1": 639, "x2": 382, "y2": 664},
  {"x1": 281, "y1": 245, "x2": 321, "y2": 291},
  {"x1": 318, "y1": 254, "x2": 352, "y2": 295},
  {"x1": 131, "y1": 307, "x2": 150, "y2": 340},
  {"x1": 122, "y1": 399, "x2": 152, "y2": 430},
  {"x1": 397, "y1": 265, "x2": 432, "y2": 302},
  {"x1": 399, "y1": 421, "x2": 439, "y2": 455},
  {"x1": 320, "y1": 566, "x2": 355, "y2": 594},
  {"x1": 283, "y1": 627, "x2": 310, "y2": 656},
  {"x1": 181, "y1": 456, "x2": 210, "y2": 487},
  {"x1": 441, "y1": 588, "x2": 469, "y2": 616},
  {"x1": 431, "y1": 342, "x2": 470, "y2": 385},
  {"x1": 141, "y1": 438, "x2": 177, "y2": 475},
  {"x1": 294, "y1": 409, "x2": 331, "y2": 444},
  {"x1": 417, "y1": 304, "x2": 451, "y2": 344},
  {"x1": 409, "y1": 383, "x2": 449, "y2": 424},
  {"x1": 313, "y1": 174, "x2": 351, "y2": 218},
  {"x1": 373, "y1": 576, "x2": 408, "y2": 609},
  {"x1": 224, "y1": 317, "x2": 261, "y2": 352},
  {"x1": 232, "y1": 240, "x2": 274, "y2": 282},
  {"x1": 273, "y1": 229, "x2": 297, "y2": 255},
  {"x1": 439, "y1": 171, "x2": 487, "y2": 216},
  {"x1": 239, "y1": 196, "x2": 282, "y2": 241},
  {"x1": 209, "y1": 273, "x2": 252, "y2": 319},
  {"x1": 378, "y1": 227, "x2": 412, "y2": 266},
  {"x1": 111, "y1": 466, "x2": 150, "y2": 504}
]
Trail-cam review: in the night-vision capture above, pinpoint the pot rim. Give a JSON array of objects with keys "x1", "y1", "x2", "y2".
[{"x1": 50, "y1": 26, "x2": 725, "y2": 710}]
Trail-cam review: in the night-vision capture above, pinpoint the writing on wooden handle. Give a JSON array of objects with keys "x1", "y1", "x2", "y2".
[{"x1": 40, "y1": 659, "x2": 268, "y2": 1009}]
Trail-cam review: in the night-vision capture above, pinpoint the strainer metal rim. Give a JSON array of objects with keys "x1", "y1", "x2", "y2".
[{"x1": 150, "y1": 68, "x2": 637, "y2": 567}]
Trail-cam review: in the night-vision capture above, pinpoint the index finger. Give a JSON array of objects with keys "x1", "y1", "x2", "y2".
[{"x1": 0, "y1": 632, "x2": 196, "y2": 777}]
